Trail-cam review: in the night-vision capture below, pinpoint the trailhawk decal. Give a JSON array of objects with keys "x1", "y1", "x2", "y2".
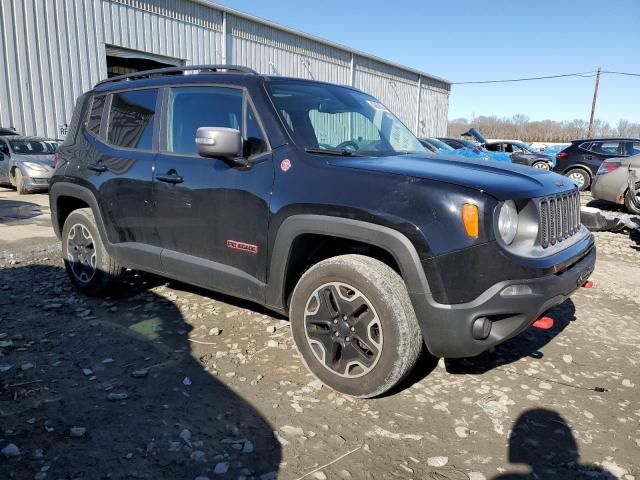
[{"x1": 226, "y1": 240, "x2": 259, "y2": 255}]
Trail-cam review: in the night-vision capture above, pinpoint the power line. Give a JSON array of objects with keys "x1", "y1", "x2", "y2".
[
  {"x1": 452, "y1": 71, "x2": 596, "y2": 84},
  {"x1": 452, "y1": 70, "x2": 640, "y2": 85}
]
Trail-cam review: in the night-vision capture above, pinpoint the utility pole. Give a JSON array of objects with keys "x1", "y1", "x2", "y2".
[{"x1": 587, "y1": 67, "x2": 601, "y2": 138}]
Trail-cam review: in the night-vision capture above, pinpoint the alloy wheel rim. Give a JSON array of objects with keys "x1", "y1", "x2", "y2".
[
  {"x1": 303, "y1": 282, "x2": 382, "y2": 378},
  {"x1": 66, "y1": 224, "x2": 97, "y2": 284},
  {"x1": 568, "y1": 172, "x2": 585, "y2": 187},
  {"x1": 534, "y1": 162, "x2": 550, "y2": 170}
]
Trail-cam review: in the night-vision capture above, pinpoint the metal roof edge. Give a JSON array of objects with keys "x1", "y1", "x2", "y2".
[{"x1": 194, "y1": 1, "x2": 451, "y2": 86}]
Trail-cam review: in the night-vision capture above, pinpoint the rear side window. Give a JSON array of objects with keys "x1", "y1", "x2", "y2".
[
  {"x1": 86, "y1": 95, "x2": 106, "y2": 136},
  {"x1": 107, "y1": 89, "x2": 158, "y2": 150},
  {"x1": 590, "y1": 141, "x2": 620, "y2": 155}
]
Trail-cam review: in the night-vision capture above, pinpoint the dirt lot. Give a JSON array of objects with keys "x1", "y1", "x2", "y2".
[{"x1": 1, "y1": 187, "x2": 639, "y2": 480}]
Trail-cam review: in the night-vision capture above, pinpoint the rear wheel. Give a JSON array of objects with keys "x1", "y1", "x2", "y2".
[
  {"x1": 62, "y1": 208, "x2": 124, "y2": 295},
  {"x1": 565, "y1": 168, "x2": 591, "y2": 191},
  {"x1": 624, "y1": 182, "x2": 640, "y2": 215},
  {"x1": 532, "y1": 161, "x2": 550, "y2": 170},
  {"x1": 289, "y1": 254, "x2": 422, "y2": 398}
]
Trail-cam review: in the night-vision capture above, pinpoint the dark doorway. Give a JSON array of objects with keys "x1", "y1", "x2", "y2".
[{"x1": 105, "y1": 46, "x2": 184, "y2": 78}]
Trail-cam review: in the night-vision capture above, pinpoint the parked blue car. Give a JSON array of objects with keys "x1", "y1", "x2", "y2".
[{"x1": 432, "y1": 137, "x2": 512, "y2": 163}]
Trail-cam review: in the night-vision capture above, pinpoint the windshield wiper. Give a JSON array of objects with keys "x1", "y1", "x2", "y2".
[{"x1": 304, "y1": 147, "x2": 358, "y2": 156}]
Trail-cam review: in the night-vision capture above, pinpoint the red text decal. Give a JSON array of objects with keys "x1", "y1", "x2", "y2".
[{"x1": 226, "y1": 240, "x2": 259, "y2": 255}]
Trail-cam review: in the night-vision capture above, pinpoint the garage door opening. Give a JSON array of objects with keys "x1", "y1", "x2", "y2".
[{"x1": 105, "y1": 46, "x2": 185, "y2": 78}]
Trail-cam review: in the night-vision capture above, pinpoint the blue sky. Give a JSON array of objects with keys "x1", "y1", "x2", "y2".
[{"x1": 216, "y1": 0, "x2": 640, "y2": 124}]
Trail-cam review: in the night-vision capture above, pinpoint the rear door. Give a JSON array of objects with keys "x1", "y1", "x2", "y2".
[
  {"x1": 84, "y1": 88, "x2": 161, "y2": 270},
  {"x1": 581, "y1": 141, "x2": 622, "y2": 175},
  {"x1": 153, "y1": 85, "x2": 273, "y2": 299}
]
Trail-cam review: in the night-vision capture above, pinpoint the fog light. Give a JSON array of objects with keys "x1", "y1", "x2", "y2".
[
  {"x1": 500, "y1": 284, "x2": 533, "y2": 296},
  {"x1": 472, "y1": 317, "x2": 492, "y2": 340}
]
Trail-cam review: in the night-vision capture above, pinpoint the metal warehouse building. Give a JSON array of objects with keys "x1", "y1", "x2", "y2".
[{"x1": 0, "y1": 0, "x2": 451, "y2": 140}]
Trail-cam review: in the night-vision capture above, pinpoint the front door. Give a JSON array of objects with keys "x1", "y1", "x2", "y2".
[
  {"x1": 153, "y1": 85, "x2": 273, "y2": 300},
  {"x1": 0, "y1": 140, "x2": 10, "y2": 182}
]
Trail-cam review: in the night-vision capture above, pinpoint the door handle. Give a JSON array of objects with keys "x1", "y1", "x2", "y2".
[
  {"x1": 156, "y1": 172, "x2": 184, "y2": 184},
  {"x1": 87, "y1": 163, "x2": 107, "y2": 173}
]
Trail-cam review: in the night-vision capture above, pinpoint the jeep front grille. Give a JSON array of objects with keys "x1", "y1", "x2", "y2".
[{"x1": 538, "y1": 190, "x2": 581, "y2": 248}]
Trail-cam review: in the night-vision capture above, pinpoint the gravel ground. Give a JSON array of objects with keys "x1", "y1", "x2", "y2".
[{"x1": 0, "y1": 192, "x2": 638, "y2": 480}]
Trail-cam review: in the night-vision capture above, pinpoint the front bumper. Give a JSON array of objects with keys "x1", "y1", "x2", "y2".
[{"x1": 411, "y1": 240, "x2": 596, "y2": 358}]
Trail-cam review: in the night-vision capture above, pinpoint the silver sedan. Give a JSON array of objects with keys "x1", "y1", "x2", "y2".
[
  {"x1": 591, "y1": 154, "x2": 640, "y2": 214},
  {"x1": 0, "y1": 136, "x2": 58, "y2": 194}
]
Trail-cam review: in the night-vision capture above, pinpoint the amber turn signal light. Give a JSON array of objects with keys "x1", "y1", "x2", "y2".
[{"x1": 462, "y1": 203, "x2": 479, "y2": 238}]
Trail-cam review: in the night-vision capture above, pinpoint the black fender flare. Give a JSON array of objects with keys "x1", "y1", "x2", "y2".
[
  {"x1": 264, "y1": 214, "x2": 431, "y2": 311},
  {"x1": 49, "y1": 182, "x2": 112, "y2": 252}
]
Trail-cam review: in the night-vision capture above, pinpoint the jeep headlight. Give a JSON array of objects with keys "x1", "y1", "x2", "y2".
[
  {"x1": 22, "y1": 161, "x2": 47, "y2": 173},
  {"x1": 497, "y1": 200, "x2": 518, "y2": 245}
]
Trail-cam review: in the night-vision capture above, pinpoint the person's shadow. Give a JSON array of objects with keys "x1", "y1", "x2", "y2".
[
  {"x1": 492, "y1": 408, "x2": 616, "y2": 479},
  {"x1": 0, "y1": 264, "x2": 281, "y2": 479}
]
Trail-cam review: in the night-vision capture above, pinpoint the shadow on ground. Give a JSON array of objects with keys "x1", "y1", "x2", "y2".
[
  {"x1": 0, "y1": 198, "x2": 42, "y2": 224},
  {"x1": 445, "y1": 299, "x2": 576, "y2": 375},
  {"x1": 0, "y1": 264, "x2": 281, "y2": 479},
  {"x1": 492, "y1": 408, "x2": 616, "y2": 479}
]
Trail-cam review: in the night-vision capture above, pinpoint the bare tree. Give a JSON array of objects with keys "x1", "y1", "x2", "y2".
[{"x1": 448, "y1": 115, "x2": 640, "y2": 142}]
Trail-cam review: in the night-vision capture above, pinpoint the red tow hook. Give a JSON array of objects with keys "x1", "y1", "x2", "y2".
[
  {"x1": 532, "y1": 316, "x2": 554, "y2": 330},
  {"x1": 582, "y1": 280, "x2": 594, "y2": 288}
]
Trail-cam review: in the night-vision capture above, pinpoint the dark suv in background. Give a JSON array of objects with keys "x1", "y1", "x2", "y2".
[
  {"x1": 554, "y1": 138, "x2": 640, "y2": 190},
  {"x1": 49, "y1": 65, "x2": 595, "y2": 398}
]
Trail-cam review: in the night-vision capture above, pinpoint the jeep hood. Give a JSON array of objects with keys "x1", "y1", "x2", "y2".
[{"x1": 329, "y1": 154, "x2": 575, "y2": 200}]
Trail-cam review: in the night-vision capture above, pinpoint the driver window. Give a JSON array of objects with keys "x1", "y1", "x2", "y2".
[
  {"x1": 308, "y1": 110, "x2": 380, "y2": 149},
  {"x1": 504, "y1": 143, "x2": 514, "y2": 153},
  {"x1": 167, "y1": 86, "x2": 242, "y2": 155},
  {"x1": 0, "y1": 141, "x2": 8, "y2": 156}
]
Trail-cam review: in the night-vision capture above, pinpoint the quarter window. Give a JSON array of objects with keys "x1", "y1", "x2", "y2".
[
  {"x1": 0, "y1": 141, "x2": 8, "y2": 155},
  {"x1": 107, "y1": 89, "x2": 158, "y2": 150},
  {"x1": 86, "y1": 95, "x2": 106, "y2": 136},
  {"x1": 246, "y1": 105, "x2": 269, "y2": 158}
]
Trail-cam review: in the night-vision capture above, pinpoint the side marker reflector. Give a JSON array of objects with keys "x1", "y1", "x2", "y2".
[
  {"x1": 462, "y1": 203, "x2": 479, "y2": 238},
  {"x1": 532, "y1": 316, "x2": 554, "y2": 330},
  {"x1": 582, "y1": 280, "x2": 593, "y2": 288}
]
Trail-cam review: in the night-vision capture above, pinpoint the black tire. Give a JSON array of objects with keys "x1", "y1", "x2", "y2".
[
  {"x1": 624, "y1": 182, "x2": 640, "y2": 215},
  {"x1": 289, "y1": 254, "x2": 422, "y2": 398},
  {"x1": 14, "y1": 171, "x2": 28, "y2": 195},
  {"x1": 61, "y1": 208, "x2": 123, "y2": 295},
  {"x1": 565, "y1": 168, "x2": 591, "y2": 191}
]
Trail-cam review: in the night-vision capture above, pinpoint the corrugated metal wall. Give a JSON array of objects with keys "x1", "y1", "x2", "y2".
[{"x1": 0, "y1": 0, "x2": 449, "y2": 139}]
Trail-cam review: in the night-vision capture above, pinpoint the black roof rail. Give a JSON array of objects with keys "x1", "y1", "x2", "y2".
[{"x1": 96, "y1": 64, "x2": 258, "y2": 87}]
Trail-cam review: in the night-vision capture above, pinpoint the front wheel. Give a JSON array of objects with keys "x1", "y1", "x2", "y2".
[
  {"x1": 624, "y1": 182, "x2": 640, "y2": 215},
  {"x1": 565, "y1": 168, "x2": 591, "y2": 191},
  {"x1": 289, "y1": 255, "x2": 423, "y2": 398},
  {"x1": 14, "y1": 171, "x2": 28, "y2": 194}
]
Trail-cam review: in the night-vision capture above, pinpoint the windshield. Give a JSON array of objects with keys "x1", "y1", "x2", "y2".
[
  {"x1": 426, "y1": 138, "x2": 454, "y2": 151},
  {"x1": 515, "y1": 142, "x2": 537, "y2": 153},
  {"x1": 266, "y1": 81, "x2": 425, "y2": 156},
  {"x1": 9, "y1": 139, "x2": 57, "y2": 155}
]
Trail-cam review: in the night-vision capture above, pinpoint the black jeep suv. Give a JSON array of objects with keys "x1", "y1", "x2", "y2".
[{"x1": 50, "y1": 65, "x2": 596, "y2": 397}]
